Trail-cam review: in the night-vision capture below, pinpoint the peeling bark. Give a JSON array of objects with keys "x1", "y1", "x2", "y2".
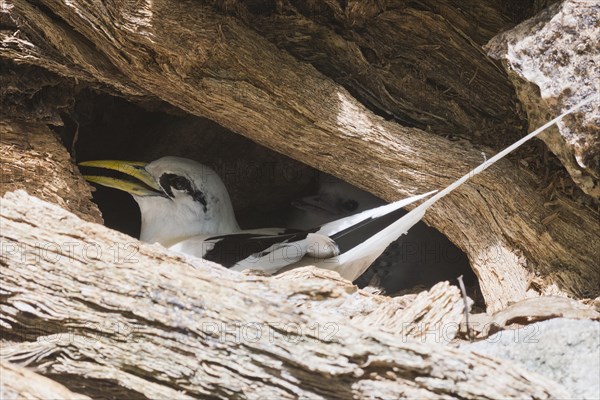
[
  {"x1": 0, "y1": 362, "x2": 91, "y2": 400},
  {"x1": 228, "y1": 0, "x2": 526, "y2": 147},
  {"x1": 0, "y1": 119, "x2": 102, "y2": 223},
  {"x1": 464, "y1": 296, "x2": 600, "y2": 338},
  {"x1": 0, "y1": 190, "x2": 570, "y2": 399}
]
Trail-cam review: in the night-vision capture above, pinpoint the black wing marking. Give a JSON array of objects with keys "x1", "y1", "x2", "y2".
[
  {"x1": 203, "y1": 229, "x2": 317, "y2": 268},
  {"x1": 330, "y1": 207, "x2": 407, "y2": 254}
]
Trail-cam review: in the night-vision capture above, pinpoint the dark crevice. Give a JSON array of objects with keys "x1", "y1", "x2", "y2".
[{"x1": 46, "y1": 374, "x2": 152, "y2": 400}]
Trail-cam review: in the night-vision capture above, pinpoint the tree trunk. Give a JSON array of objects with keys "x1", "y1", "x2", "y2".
[
  {"x1": 1, "y1": 0, "x2": 598, "y2": 312},
  {"x1": 0, "y1": 119, "x2": 102, "y2": 223}
]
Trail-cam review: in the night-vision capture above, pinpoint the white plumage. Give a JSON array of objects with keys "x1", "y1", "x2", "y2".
[
  {"x1": 82, "y1": 156, "x2": 434, "y2": 280},
  {"x1": 285, "y1": 174, "x2": 471, "y2": 291},
  {"x1": 285, "y1": 174, "x2": 384, "y2": 230}
]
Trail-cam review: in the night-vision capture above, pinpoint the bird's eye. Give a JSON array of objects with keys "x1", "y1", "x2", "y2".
[
  {"x1": 343, "y1": 199, "x2": 358, "y2": 212},
  {"x1": 159, "y1": 173, "x2": 192, "y2": 196},
  {"x1": 169, "y1": 175, "x2": 191, "y2": 191}
]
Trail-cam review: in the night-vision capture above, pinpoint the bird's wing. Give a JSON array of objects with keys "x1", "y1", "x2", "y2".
[
  {"x1": 170, "y1": 230, "x2": 338, "y2": 274},
  {"x1": 300, "y1": 191, "x2": 435, "y2": 281},
  {"x1": 170, "y1": 192, "x2": 435, "y2": 279},
  {"x1": 238, "y1": 227, "x2": 294, "y2": 235}
]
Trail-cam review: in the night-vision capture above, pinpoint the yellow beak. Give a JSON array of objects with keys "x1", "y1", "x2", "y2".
[{"x1": 79, "y1": 160, "x2": 163, "y2": 197}]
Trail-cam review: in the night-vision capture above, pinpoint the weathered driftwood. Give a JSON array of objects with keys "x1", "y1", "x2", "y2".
[
  {"x1": 0, "y1": 190, "x2": 570, "y2": 399},
  {"x1": 486, "y1": 0, "x2": 600, "y2": 199},
  {"x1": 463, "y1": 296, "x2": 600, "y2": 338},
  {"x1": 269, "y1": 268, "x2": 467, "y2": 345},
  {"x1": 0, "y1": 361, "x2": 91, "y2": 400},
  {"x1": 0, "y1": 119, "x2": 102, "y2": 223},
  {"x1": 1, "y1": 0, "x2": 598, "y2": 312}
]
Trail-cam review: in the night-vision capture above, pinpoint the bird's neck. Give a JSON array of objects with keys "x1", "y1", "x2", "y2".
[
  {"x1": 135, "y1": 197, "x2": 240, "y2": 247},
  {"x1": 200, "y1": 206, "x2": 241, "y2": 237}
]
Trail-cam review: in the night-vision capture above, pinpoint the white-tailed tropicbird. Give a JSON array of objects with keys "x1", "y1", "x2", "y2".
[
  {"x1": 285, "y1": 174, "x2": 472, "y2": 292},
  {"x1": 286, "y1": 173, "x2": 384, "y2": 230},
  {"x1": 80, "y1": 96, "x2": 595, "y2": 281}
]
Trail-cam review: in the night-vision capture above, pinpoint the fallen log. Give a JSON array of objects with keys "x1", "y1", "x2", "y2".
[{"x1": 0, "y1": 190, "x2": 570, "y2": 399}]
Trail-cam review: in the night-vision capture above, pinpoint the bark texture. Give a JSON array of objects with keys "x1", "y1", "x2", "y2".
[
  {"x1": 0, "y1": 190, "x2": 570, "y2": 399},
  {"x1": 220, "y1": 0, "x2": 527, "y2": 147},
  {"x1": 0, "y1": 362, "x2": 91, "y2": 400},
  {"x1": 1, "y1": 2, "x2": 598, "y2": 397},
  {"x1": 486, "y1": 0, "x2": 600, "y2": 199},
  {"x1": 0, "y1": 0, "x2": 598, "y2": 312},
  {"x1": 0, "y1": 119, "x2": 102, "y2": 223},
  {"x1": 465, "y1": 296, "x2": 600, "y2": 338}
]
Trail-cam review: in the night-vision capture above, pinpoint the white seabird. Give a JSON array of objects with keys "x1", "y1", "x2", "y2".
[
  {"x1": 285, "y1": 173, "x2": 384, "y2": 230},
  {"x1": 80, "y1": 156, "x2": 433, "y2": 280},
  {"x1": 285, "y1": 174, "x2": 472, "y2": 292}
]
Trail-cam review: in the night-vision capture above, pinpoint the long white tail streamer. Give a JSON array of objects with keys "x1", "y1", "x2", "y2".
[
  {"x1": 419, "y1": 94, "x2": 598, "y2": 211},
  {"x1": 337, "y1": 94, "x2": 598, "y2": 266}
]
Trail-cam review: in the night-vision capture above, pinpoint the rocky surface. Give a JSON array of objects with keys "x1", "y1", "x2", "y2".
[
  {"x1": 461, "y1": 318, "x2": 600, "y2": 399},
  {"x1": 486, "y1": 0, "x2": 600, "y2": 198}
]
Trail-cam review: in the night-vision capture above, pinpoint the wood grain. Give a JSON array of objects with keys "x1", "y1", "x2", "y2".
[
  {"x1": 1, "y1": 0, "x2": 598, "y2": 311},
  {"x1": 0, "y1": 190, "x2": 569, "y2": 399}
]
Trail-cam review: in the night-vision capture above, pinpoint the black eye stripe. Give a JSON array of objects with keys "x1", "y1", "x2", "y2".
[
  {"x1": 159, "y1": 174, "x2": 176, "y2": 198},
  {"x1": 159, "y1": 173, "x2": 190, "y2": 193},
  {"x1": 191, "y1": 190, "x2": 208, "y2": 212},
  {"x1": 172, "y1": 176, "x2": 191, "y2": 191},
  {"x1": 159, "y1": 173, "x2": 208, "y2": 212}
]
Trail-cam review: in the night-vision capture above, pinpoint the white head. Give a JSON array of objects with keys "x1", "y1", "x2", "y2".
[
  {"x1": 81, "y1": 156, "x2": 240, "y2": 245},
  {"x1": 288, "y1": 174, "x2": 384, "y2": 229}
]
